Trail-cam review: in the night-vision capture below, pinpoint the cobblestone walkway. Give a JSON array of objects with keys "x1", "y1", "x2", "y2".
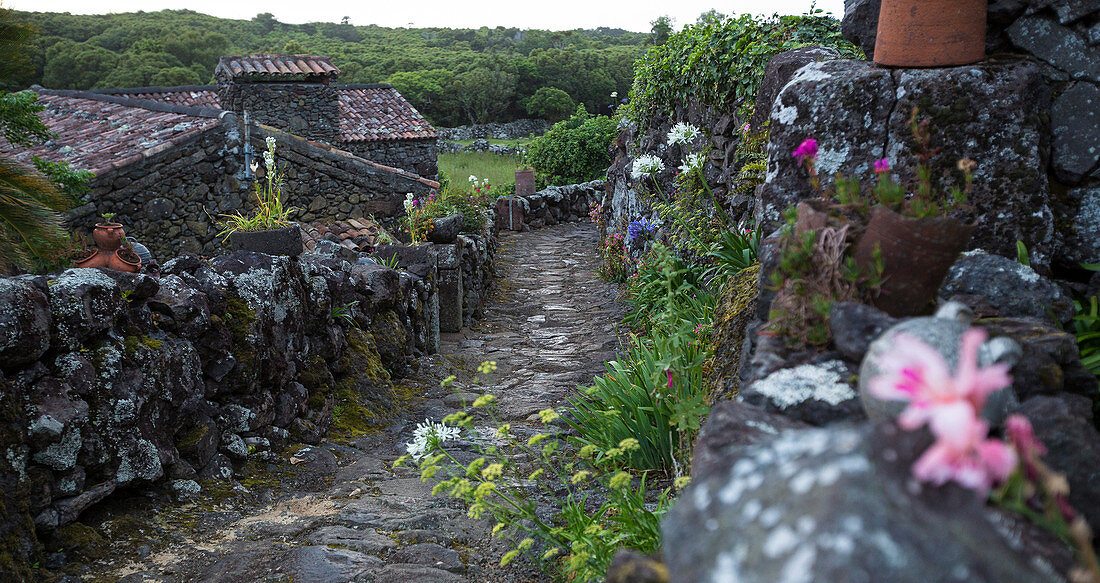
[{"x1": 95, "y1": 222, "x2": 625, "y2": 583}]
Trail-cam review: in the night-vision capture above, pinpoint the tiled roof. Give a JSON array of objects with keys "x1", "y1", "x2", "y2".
[
  {"x1": 303, "y1": 217, "x2": 392, "y2": 253},
  {"x1": 95, "y1": 83, "x2": 438, "y2": 143},
  {"x1": 95, "y1": 85, "x2": 221, "y2": 109},
  {"x1": 215, "y1": 54, "x2": 339, "y2": 81},
  {"x1": 0, "y1": 91, "x2": 221, "y2": 176},
  {"x1": 338, "y1": 85, "x2": 437, "y2": 142}
]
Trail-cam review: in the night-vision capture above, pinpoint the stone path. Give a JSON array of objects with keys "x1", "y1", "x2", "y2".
[{"x1": 83, "y1": 221, "x2": 625, "y2": 583}]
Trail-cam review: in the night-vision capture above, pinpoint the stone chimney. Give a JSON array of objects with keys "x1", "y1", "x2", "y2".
[{"x1": 215, "y1": 54, "x2": 341, "y2": 143}]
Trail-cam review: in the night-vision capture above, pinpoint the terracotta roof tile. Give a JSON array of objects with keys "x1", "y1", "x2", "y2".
[
  {"x1": 97, "y1": 83, "x2": 437, "y2": 143},
  {"x1": 304, "y1": 217, "x2": 391, "y2": 253},
  {"x1": 215, "y1": 54, "x2": 339, "y2": 81},
  {"x1": 0, "y1": 92, "x2": 219, "y2": 176},
  {"x1": 337, "y1": 85, "x2": 437, "y2": 142}
]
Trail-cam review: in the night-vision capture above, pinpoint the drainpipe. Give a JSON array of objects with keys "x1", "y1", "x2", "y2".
[{"x1": 243, "y1": 110, "x2": 253, "y2": 179}]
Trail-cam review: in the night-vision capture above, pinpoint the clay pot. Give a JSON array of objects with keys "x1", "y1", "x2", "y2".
[
  {"x1": 91, "y1": 222, "x2": 125, "y2": 252},
  {"x1": 108, "y1": 248, "x2": 142, "y2": 272},
  {"x1": 873, "y1": 0, "x2": 986, "y2": 67},
  {"x1": 852, "y1": 205, "x2": 972, "y2": 317},
  {"x1": 515, "y1": 168, "x2": 535, "y2": 197},
  {"x1": 74, "y1": 248, "x2": 105, "y2": 269},
  {"x1": 75, "y1": 221, "x2": 142, "y2": 272}
]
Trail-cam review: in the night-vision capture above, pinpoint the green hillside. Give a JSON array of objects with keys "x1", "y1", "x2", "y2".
[{"x1": 11, "y1": 9, "x2": 649, "y2": 126}]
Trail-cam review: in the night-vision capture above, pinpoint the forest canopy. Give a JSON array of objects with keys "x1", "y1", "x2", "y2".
[{"x1": 12, "y1": 9, "x2": 650, "y2": 126}]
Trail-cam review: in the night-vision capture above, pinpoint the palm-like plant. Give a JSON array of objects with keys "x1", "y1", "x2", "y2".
[{"x1": 0, "y1": 158, "x2": 70, "y2": 273}]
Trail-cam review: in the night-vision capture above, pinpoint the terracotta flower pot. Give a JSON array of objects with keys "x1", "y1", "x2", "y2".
[
  {"x1": 873, "y1": 0, "x2": 987, "y2": 68},
  {"x1": 852, "y1": 205, "x2": 972, "y2": 317},
  {"x1": 74, "y1": 248, "x2": 105, "y2": 269},
  {"x1": 107, "y1": 248, "x2": 142, "y2": 273},
  {"x1": 76, "y1": 221, "x2": 141, "y2": 271},
  {"x1": 91, "y1": 222, "x2": 125, "y2": 252}
]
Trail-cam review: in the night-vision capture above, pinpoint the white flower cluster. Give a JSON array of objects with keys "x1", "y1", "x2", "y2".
[
  {"x1": 667, "y1": 122, "x2": 701, "y2": 146},
  {"x1": 469, "y1": 174, "x2": 478, "y2": 183},
  {"x1": 679, "y1": 152, "x2": 705, "y2": 174},
  {"x1": 405, "y1": 419, "x2": 461, "y2": 460},
  {"x1": 263, "y1": 136, "x2": 277, "y2": 171},
  {"x1": 403, "y1": 193, "x2": 415, "y2": 214},
  {"x1": 631, "y1": 154, "x2": 665, "y2": 179}
]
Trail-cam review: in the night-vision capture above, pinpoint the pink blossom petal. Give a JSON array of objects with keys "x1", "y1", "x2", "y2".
[
  {"x1": 927, "y1": 401, "x2": 984, "y2": 449},
  {"x1": 978, "y1": 439, "x2": 1017, "y2": 482}
]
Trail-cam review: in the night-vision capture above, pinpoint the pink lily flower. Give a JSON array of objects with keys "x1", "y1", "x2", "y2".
[
  {"x1": 868, "y1": 328, "x2": 1011, "y2": 431},
  {"x1": 912, "y1": 403, "x2": 1017, "y2": 493}
]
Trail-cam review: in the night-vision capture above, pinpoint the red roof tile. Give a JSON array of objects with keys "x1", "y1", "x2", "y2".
[
  {"x1": 0, "y1": 92, "x2": 219, "y2": 176},
  {"x1": 96, "y1": 83, "x2": 438, "y2": 143},
  {"x1": 215, "y1": 54, "x2": 339, "y2": 81},
  {"x1": 337, "y1": 85, "x2": 437, "y2": 142}
]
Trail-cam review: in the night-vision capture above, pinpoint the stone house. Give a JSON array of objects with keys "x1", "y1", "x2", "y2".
[{"x1": 0, "y1": 54, "x2": 439, "y2": 259}]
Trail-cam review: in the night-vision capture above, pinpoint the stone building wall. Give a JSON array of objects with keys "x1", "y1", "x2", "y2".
[
  {"x1": 218, "y1": 82, "x2": 340, "y2": 143},
  {"x1": 343, "y1": 139, "x2": 439, "y2": 179},
  {"x1": 67, "y1": 117, "x2": 436, "y2": 262}
]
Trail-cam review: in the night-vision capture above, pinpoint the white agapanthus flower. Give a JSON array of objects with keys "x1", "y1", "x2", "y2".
[
  {"x1": 405, "y1": 419, "x2": 461, "y2": 461},
  {"x1": 631, "y1": 154, "x2": 665, "y2": 179},
  {"x1": 679, "y1": 152, "x2": 705, "y2": 174},
  {"x1": 667, "y1": 122, "x2": 701, "y2": 146}
]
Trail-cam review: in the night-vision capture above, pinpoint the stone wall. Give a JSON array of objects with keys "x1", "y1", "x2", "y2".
[
  {"x1": 219, "y1": 82, "x2": 340, "y2": 143},
  {"x1": 67, "y1": 118, "x2": 437, "y2": 262},
  {"x1": 835, "y1": 0, "x2": 1100, "y2": 272},
  {"x1": 343, "y1": 138, "x2": 439, "y2": 179},
  {"x1": 0, "y1": 212, "x2": 499, "y2": 576},
  {"x1": 438, "y1": 119, "x2": 549, "y2": 141},
  {"x1": 0, "y1": 249, "x2": 427, "y2": 578},
  {"x1": 493, "y1": 180, "x2": 604, "y2": 232}
]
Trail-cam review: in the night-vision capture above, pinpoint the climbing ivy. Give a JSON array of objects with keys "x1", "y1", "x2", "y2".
[{"x1": 628, "y1": 10, "x2": 861, "y2": 123}]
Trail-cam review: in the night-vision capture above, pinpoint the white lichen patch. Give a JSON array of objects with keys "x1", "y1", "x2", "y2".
[
  {"x1": 749, "y1": 361, "x2": 856, "y2": 408},
  {"x1": 33, "y1": 428, "x2": 82, "y2": 471},
  {"x1": 779, "y1": 545, "x2": 816, "y2": 583},
  {"x1": 764, "y1": 525, "x2": 801, "y2": 558}
]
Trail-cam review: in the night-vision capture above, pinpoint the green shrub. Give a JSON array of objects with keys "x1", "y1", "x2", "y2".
[
  {"x1": 629, "y1": 11, "x2": 860, "y2": 123},
  {"x1": 525, "y1": 86, "x2": 576, "y2": 123},
  {"x1": 1074, "y1": 295, "x2": 1100, "y2": 378},
  {"x1": 524, "y1": 106, "x2": 618, "y2": 186},
  {"x1": 566, "y1": 326, "x2": 709, "y2": 474},
  {"x1": 405, "y1": 373, "x2": 681, "y2": 583}
]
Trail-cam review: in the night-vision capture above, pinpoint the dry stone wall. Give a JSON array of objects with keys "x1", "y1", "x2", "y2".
[
  {"x1": 344, "y1": 139, "x2": 439, "y2": 179},
  {"x1": 219, "y1": 82, "x2": 340, "y2": 143},
  {"x1": 67, "y1": 117, "x2": 435, "y2": 263},
  {"x1": 0, "y1": 226, "x2": 498, "y2": 578}
]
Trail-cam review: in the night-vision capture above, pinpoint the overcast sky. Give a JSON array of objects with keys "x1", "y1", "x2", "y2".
[{"x1": 10, "y1": 0, "x2": 845, "y2": 32}]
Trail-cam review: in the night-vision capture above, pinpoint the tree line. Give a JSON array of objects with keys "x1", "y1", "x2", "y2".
[{"x1": 10, "y1": 9, "x2": 655, "y2": 126}]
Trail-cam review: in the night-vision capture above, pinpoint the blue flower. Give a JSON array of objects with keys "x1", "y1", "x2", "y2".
[{"x1": 628, "y1": 218, "x2": 659, "y2": 241}]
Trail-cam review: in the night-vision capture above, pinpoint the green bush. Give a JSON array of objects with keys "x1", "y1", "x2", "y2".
[
  {"x1": 524, "y1": 106, "x2": 618, "y2": 186},
  {"x1": 406, "y1": 372, "x2": 680, "y2": 582},
  {"x1": 629, "y1": 11, "x2": 860, "y2": 122},
  {"x1": 525, "y1": 86, "x2": 576, "y2": 123}
]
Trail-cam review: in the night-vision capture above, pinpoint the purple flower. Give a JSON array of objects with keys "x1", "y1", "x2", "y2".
[
  {"x1": 627, "y1": 218, "x2": 659, "y2": 242},
  {"x1": 791, "y1": 138, "x2": 818, "y2": 164},
  {"x1": 874, "y1": 158, "x2": 890, "y2": 173}
]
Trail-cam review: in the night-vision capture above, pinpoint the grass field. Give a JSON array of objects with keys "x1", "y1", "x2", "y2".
[{"x1": 439, "y1": 151, "x2": 522, "y2": 193}]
